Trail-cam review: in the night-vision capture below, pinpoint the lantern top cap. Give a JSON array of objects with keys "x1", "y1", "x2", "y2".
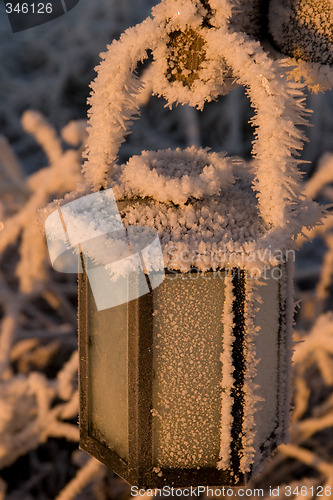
[{"x1": 114, "y1": 147, "x2": 236, "y2": 206}]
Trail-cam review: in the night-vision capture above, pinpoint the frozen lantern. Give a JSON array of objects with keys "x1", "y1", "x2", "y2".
[{"x1": 49, "y1": 0, "x2": 321, "y2": 490}]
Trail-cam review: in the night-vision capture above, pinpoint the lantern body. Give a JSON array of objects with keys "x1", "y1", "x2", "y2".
[
  {"x1": 79, "y1": 262, "x2": 292, "y2": 487},
  {"x1": 79, "y1": 150, "x2": 295, "y2": 487}
]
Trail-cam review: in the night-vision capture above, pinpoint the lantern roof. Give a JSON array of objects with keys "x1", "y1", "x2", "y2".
[{"x1": 111, "y1": 148, "x2": 319, "y2": 272}]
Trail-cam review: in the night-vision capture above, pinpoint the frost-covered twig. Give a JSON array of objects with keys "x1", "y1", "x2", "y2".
[
  {"x1": 305, "y1": 153, "x2": 333, "y2": 200},
  {"x1": 279, "y1": 444, "x2": 333, "y2": 478},
  {"x1": 314, "y1": 234, "x2": 333, "y2": 317},
  {"x1": 0, "y1": 136, "x2": 25, "y2": 184},
  {"x1": 55, "y1": 458, "x2": 104, "y2": 500},
  {"x1": 0, "y1": 111, "x2": 83, "y2": 293}
]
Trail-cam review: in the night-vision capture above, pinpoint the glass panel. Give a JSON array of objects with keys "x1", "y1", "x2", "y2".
[
  {"x1": 152, "y1": 273, "x2": 224, "y2": 468},
  {"x1": 87, "y1": 270, "x2": 129, "y2": 461},
  {"x1": 252, "y1": 269, "x2": 280, "y2": 460}
]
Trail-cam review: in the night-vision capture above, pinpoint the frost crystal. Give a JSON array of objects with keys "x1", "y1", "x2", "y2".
[
  {"x1": 269, "y1": 0, "x2": 333, "y2": 66},
  {"x1": 229, "y1": 0, "x2": 333, "y2": 92}
]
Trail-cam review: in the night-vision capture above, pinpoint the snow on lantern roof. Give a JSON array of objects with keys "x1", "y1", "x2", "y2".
[
  {"x1": 111, "y1": 148, "x2": 318, "y2": 272},
  {"x1": 115, "y1": 147, "x2": 236, "y2": 205},
  {"x1": 114, "y1": 150, "x2": 265, "y2": 272}
]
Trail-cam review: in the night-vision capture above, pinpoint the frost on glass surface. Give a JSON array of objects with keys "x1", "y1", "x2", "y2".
[
  {"x1": 87, "y1": 270, "x2": 129, "y2": 461},
  {"x1": 252, "y1": 273, "x2": 280, "y2": 462},
  {"x1": 151, "y1": 269, "x2": 289, "y2": 474},
  {"x1": 152, "y1": 273, "x2": 225, "y2": 468}
]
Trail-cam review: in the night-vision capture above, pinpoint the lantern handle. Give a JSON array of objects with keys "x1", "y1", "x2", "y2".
[
  {"x1": 83, "y1": 1, "x2": 312, "y2": 235},
  {"x1": 83, "y1": 16, "x2": 159, "y2": 191}
]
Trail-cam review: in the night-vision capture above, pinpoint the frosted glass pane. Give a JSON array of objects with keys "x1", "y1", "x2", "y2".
[
  {"x1": 152, "y1": 273, "x2": 224, "y2": 468},
  {"x1": 252, "y1": 271, "x2": 280, "y2": 459},
  {"x1": 87, "y1": 279, "x2": 129, "y2": 461}
]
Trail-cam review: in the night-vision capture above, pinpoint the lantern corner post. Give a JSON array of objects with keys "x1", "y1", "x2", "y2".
[
  {"x1": 78, "y1": 267, "x2": 89, "y2": 449},
  {"x1": 127, "y1": 288, "x2": 155, "y2": 488}
]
